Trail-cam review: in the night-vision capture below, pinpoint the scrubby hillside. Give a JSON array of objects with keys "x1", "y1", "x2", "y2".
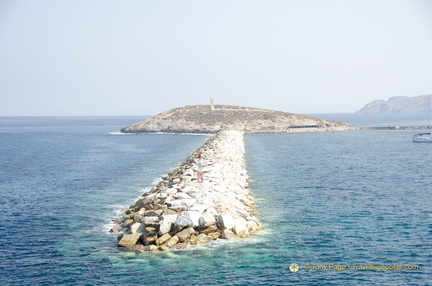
[{"x1": 121, "y1": 105, "x2": 350, "y2": 134}]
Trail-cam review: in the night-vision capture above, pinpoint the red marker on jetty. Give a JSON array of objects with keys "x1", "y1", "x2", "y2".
[{"x1": 197, "y1": 153, "x2": 204, "y2": 183}]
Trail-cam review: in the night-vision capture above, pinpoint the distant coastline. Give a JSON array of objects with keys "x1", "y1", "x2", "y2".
[
  {"x1": 308, "y1": 112, "x2": 432, "y2": 129},
  {"x1": 357, "y1": 94, "x2": 432, "y2": 113}
]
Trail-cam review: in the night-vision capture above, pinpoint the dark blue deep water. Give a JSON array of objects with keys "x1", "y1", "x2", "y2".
[{"x1": 0, "y1": 114, "x2": 430, "y2": 285}]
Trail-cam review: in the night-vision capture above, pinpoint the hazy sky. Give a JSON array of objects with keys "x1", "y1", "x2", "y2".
[{"x1": 1, "y1": 0, "x2": 431, "y2": 116}]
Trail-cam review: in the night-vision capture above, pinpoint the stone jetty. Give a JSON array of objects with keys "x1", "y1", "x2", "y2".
[{"x1": 112, "y1": 130, "x2": 260, "y2": 251}]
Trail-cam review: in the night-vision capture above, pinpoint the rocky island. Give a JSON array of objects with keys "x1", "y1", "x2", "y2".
[{"x1": 121, "y1": 104, "x2": 350, "y2": 134}]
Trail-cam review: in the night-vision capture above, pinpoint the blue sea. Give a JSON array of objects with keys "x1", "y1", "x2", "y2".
[{"x1": 0, "y1": 114, "x2": 430, "y2": 285}]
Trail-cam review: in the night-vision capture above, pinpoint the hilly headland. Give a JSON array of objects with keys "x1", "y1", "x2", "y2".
[
  {"x1": 121, "y1": 104, "x2": 351, "y2": 134},
  {"x1": 357, "y1": 94, "x2": 432, "y2": 113}
]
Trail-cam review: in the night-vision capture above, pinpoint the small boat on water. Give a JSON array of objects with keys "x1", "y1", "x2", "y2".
[
  {"x1": 412, "y1": 96, "x2": 432, "y2": 143},
  {"x1": 412, "y1": 132, "x2": 432, "y2": 143}
]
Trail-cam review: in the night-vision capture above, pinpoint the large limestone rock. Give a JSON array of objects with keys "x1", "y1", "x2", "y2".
[
  {"x1": 182, "y1": 211, "x2": 202, "y2": 228},
  {"x1": 232, "y1": 218, "x2": 249, "y2": 238},
  {"x1": 217, "y1": 213, "x2": 235, "y2": 230},
  {"x1": 130, "y1": 223, "x2": 145, "y2": 235},
  {"x1": 191, "y1": 233, "x2": 211, "y2": 245},
  {"x1": 199, "y1": 225, "x2": 218, "y2": 235},
  {"x1": 172, "y1": 242, "x2": 190, "y2": 250},
  {"x1": 143, "y1": 228, "x2": 158, "y2": 245},
  {"x1": 175, "y1": 227, "x2": 195, "y2": 242},
  {"x1": 174, "y1": 192, "x2": 192, "y2": 199},
  {"x1": 246, "y1": 220, "x2": 259, "y2": 234},
  {"x1": 142, "y1": 216, "x2": 159, "y2": 228},
  {"x1": 110, "y1": 225, "x2": 120, "y2": 233},
  {"x1": 221, "y1": 229, "x2": 241, "y2": 241},
  {"x1": 163, "y1": 235, "x2": 179, "y2": 247},
  {"x1": 174, "y1": 215, "x2": 192, "y2": 231},
  {"x1": 118, "y1": 234, "x2": 141, "y2": 248},
  {"x1": 199, "y1": 212, "x2": 216, "y2": 227},
  {"x1": 158, "y1": 214, "x2": 178, "y2": 235},
  {"x1": 156, "y1": 233, "x2": 171, "y2": 245}
]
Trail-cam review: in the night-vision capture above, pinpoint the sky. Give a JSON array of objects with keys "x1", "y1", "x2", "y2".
[{"x1": 0, "y1": 0, "x2": 431, "y2": 116}]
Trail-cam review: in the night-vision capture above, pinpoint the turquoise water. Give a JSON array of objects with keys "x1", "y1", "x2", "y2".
[
  {"x1": 246, "y1": 130, "x2": 431, "y2": 285},
  {"x1": 0, "y1": 115, "x2": 430, "y2": 285}
]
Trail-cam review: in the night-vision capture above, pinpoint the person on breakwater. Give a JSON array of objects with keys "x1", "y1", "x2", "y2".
[
  {"x1": 197, "y1": 153, "x2": 204, "y2": 184},
  {"x1": 111, "y1": 130, "x2": 260, "y2": 252}
]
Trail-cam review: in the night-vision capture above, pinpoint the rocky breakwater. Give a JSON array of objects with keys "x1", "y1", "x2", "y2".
[{"x1": 112, "y1": 130, "x2": 260, "y2": 251}]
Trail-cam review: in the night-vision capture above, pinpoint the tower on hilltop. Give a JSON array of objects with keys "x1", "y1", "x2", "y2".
[{"x1": 210, "y1": 97, "x2": 214, "y2": 110}]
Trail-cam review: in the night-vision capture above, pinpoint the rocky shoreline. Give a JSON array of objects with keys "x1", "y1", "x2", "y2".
[
  {"x1": 121, "y1": 105, "x2": 351, "y2": 134},
  {"x1": 111, "y1": 130, "x2": 260, "y2": 251}
]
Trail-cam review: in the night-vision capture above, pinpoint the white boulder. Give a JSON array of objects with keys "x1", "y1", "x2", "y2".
[
  {"x1": 130, "y1": 223, "x2": 145, "y2": 235},
  {"x1": 174, "y1": 192, "x2": 192, "y2": 200},
  {"x1": 181, "y1": 211, "x2": 202, "y2": 227},
  {"x1": 199, "y1": 212, "x2": 216, "y2": 227},
  {"x1": 221, "y1": 229, "x2": 241, "y2": 241},
  {"x1": 189, "y1": 204, "x2": 208, "y2": 212},
  {"x1": 217, "y1": 213, "x2": 235, "y2": 230},
  {"x1": 174, "y1": 215, "x2": 192, "y2": 229},
  {"x1": 232, "y1": 217, "x2": 249, "y2": 238}
]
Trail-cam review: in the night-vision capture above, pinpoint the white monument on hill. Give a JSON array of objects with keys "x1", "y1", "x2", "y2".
[{"x1": 210, "y1": 97, "x2": 215, "y2": 110}]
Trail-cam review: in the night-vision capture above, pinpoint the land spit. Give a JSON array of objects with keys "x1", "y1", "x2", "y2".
[{"x1": 111, "y1": 130, "x2": 260, "y2": 251}]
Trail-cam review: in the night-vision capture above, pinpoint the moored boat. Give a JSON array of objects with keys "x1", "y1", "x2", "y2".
[
  {"x1": 412, "y1": 96, "x2": 432, "y2": 143},
  {"x1": 412, "y1": 132, "x2": 432, "y2": 143}
]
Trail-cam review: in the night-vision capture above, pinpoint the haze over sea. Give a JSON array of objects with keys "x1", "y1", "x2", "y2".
[{"x1": 0, "y1": 113, "x2": 430, "y2": 285}]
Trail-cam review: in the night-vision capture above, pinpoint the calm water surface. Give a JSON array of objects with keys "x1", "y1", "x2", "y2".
[{"x1": 0, "y1": 114, "x2": 430, "y2": 285}]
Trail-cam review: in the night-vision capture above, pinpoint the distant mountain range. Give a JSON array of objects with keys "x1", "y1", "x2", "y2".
[{"x1": 357, "y1": 95, "x2": 432, "y2": 113}]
